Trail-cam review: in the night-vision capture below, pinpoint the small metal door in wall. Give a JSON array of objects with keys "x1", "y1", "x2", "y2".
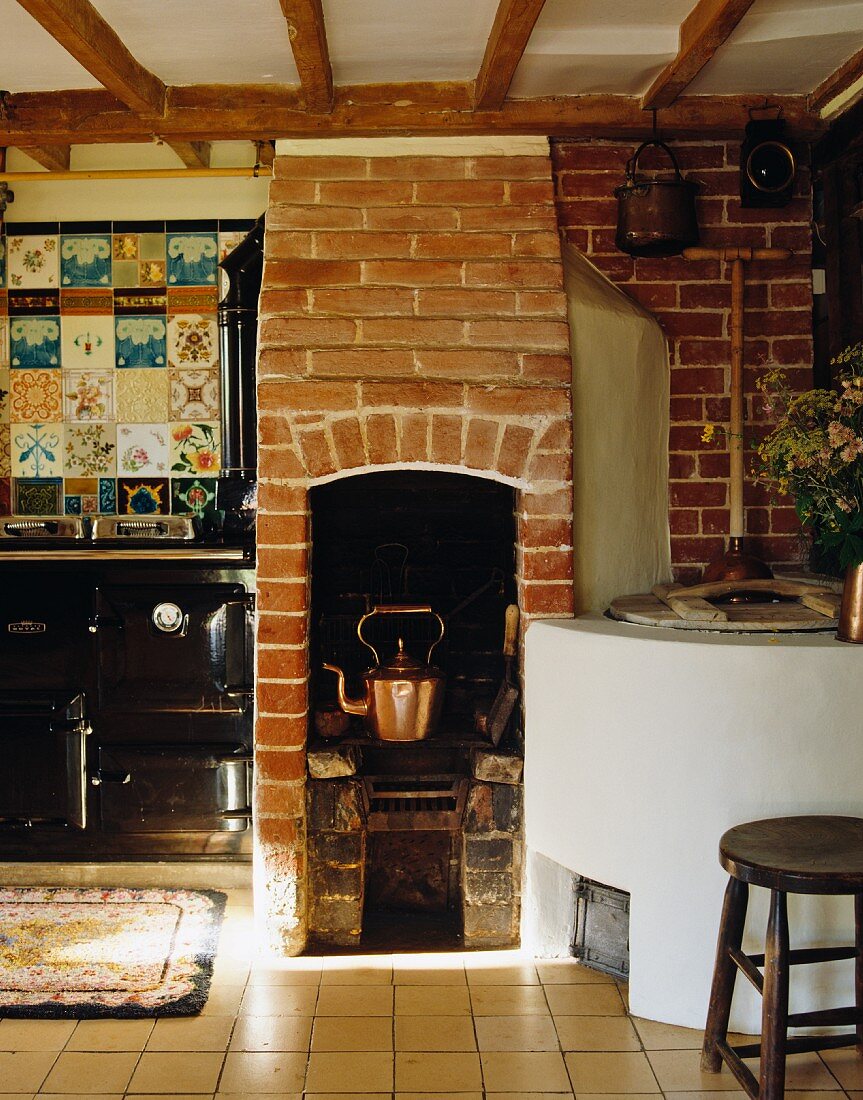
[{"x1": 94, "y1": 585, "x2": 252, "y2": 713}]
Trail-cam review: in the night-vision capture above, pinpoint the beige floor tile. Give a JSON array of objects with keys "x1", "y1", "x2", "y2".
[
  {"x1": 537, "y1": 960, "x2": 615, "y2": 985},
  {"x1": 305, "y1": 1052, "x2": 394, "y2": 1093},
  {"x1": 748, "y1": 1052, "x2": 840, "y2": 1091},
  {"x1": 230, "y1": 1014, "x2": 313, "y2": 1051},
  {"x1": 200, "y1": 983, "x2": 246, "y2": 1017},
  {"x1": 395, "y1": 1050, "x2": 482, "y2": 1091},
  {"x1": 485, "y1": 1094, "x2": 573, "y2": 1100},
  {"x1": 39, "y1": 1095, "x2": 123, "y2": 1100},
  {"x1": 475, "y1": 1014, "x2": 560, "y2": 1051},
  {"x1": 663, "y1": 1093, "x2": 746, "y2": 1099},
  {"x1": 466, "y1": 964, "x2": 541, "y2": 985},
  {"x1": 305, "y1": 1094, "x2": 391, "y2": 1100},
  {"x1": 0, "y1": 1017, "x2": 76, "y2": 1051},
  {"x1": 470, "y1": 985, "x2": 551, "y2": 1017},
  {"x1": 632, "y1": 1017, "x2": 703, "y2": 1050},
  {"x1": 126, "y1": 1095, "x2": 216, "y2": 1100},
  {"x1": 66, "y1": 1018, "x2": 155, "y2": 1052},
  {"x1": 320, "y1": 966, "x2": 393, "y2": 985},
  {"x1": 395, "y1": 1014, "x2": 477, "y2": 1051},
  {"x1": 545, "y1": 984, "x2": 625, "y2": 1016},
  {"x1": 820, "y1": 1048, "x2": 863, "y2": 1090},
  {"x1": 311, "y1": 1016, "x2": 393, "y2": 1052},
  {"x1": 248, "y1": 963, "x2": 322, "y2": 986},
  {"x1": 239, "y1": 984, "x2": 318, "y2": 1016},
  {"x1": 395, "y1": 985, "x2": 472, "y2": 1016},
  {"x1": 42, "y1": 1050, "x2": 138, "y2": 1094},
  {"x1": 218, "y1": 1051, "x2": 307, "y2": 1093},
  {"x1": 646, "y1": 1049, "x2": 748, "y2": 1092},
  {"x1": 393, "y1": 966, "x2": 468, "y2": 985},
  {"x1": 0, "y1": 1051, "x2": 57, "y2": 1092},
  {"x1": 398, "y1": 1093, "x2": 484, "y2": 1100},
  {"x1": 316, "y1": 985, "x2": 394, "y2": 1016},
  {"x1": 147, "y1": 1015, "x2": 235, "y2": 1051},
  {"x1": 618, "y1": 983, "x2": 630, "y2": 1010},
  {"x1": 555, "y1": 1015, "x2": 641, "y2": 1052},
  {"x1": 482, "y1": 1050, "x2": 572, "y2": 1092},
  {"x1": 215, "y1": 1094, "x2": 301, "y2": 1100},
  {"x1": 566, "y1": 1051, "x2": 662, "y2": 1093},
  {"x1": 127, "y1": 1051, "x2": 225, "y2": 1094}
]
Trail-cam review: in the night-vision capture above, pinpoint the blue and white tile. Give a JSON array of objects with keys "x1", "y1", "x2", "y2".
[
  {"x1": 60, "y1": 234, "x2": 112, "y2": 287},
  {"x1": 11, "y1": 422, "x2": 63, "y2": 478},
  {"x1": 6, "y1": 234, "x2": 59, "y2": 289},
  {"x1": 115, "y1": 315, "x2": 167, "y2": 368},
  {"x1": 116, "y1": 422, "x2": 169, "y2": 476},
  {"x1": 61, "y1": 314, "x2": 114, "y2": 371},
  {"x1": 98, "y1": 477, "x2": 116, "y2": 513},
  {"x1": 166, "y1": 232, "x2": 218, "y2": 287},
  {"x1": 9, "y1": 316, "x2": 61, "y2": 368}
]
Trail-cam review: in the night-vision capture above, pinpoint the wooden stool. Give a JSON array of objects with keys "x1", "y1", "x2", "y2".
[{"x1": 702, "y1": 816, "x2": 863, "y2": 1100}]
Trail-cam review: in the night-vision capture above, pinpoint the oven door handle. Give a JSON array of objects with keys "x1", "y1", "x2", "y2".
[{"x1": 223, "y1": 597, "x2": 254, "y2": 699}]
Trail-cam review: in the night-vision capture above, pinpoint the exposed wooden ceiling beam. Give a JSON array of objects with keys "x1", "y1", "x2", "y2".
[
  {"x1": 278, "y1": 0, "x2": 333, "y2": 112},
  {"x1": 474, "y1": 0, "x2": 547, "y2": 111},
  {"x1": 810, "y1": 45, "x2": 863, "y2": 118},
  {"x1": 1, "y1": 85, "x2": 824, "y2": 145},
  {"x1": 165, "y1": 140, "x2": 211, "y2": 168},
  {"x1": 15, "y1": 0, "x2": 166, "y2": 115},
  {"x1": 642, "y1": 0, "x2": 756, "y2": 110},
  {"x1": 18, "y1": 144, "x2": 71, "y2": 171}
]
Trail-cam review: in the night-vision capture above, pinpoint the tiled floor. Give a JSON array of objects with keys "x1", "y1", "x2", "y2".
[{"x1": 1, "y1": 888, "x2": 861, "y2": 1098}]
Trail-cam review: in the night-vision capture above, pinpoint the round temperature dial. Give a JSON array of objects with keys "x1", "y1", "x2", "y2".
[{"x1": 152, "y1": 602, "x2": 184, "y2": 634}]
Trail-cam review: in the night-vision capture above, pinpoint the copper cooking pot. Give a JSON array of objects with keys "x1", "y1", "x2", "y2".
[{"x1": 323, "y1": 604, "x2": 445, "y2": 741}]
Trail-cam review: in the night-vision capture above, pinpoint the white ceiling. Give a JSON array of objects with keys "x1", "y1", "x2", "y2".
[{"x1": 1, "y1": 0, "x2": 861, "y2": 98}]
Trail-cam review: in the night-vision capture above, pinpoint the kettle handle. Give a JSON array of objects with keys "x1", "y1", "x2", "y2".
[
  {"x1": 626, "y1": 139, "x2": 684, "y2": 183},
  {"x1": 357, "y1": 604, "x2": 446, "y2": 667}
]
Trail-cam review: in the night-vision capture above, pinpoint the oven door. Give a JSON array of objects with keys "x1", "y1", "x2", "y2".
[
  {"x1": 0, "y1": 693, "x2": 90, "y2": 828},
  {"x1": 94, "y1": 584, "x2": 253, "y2": 714}
]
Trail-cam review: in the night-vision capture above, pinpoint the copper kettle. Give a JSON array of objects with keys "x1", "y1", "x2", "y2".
[{"x1": 323, "y1": 605, "x2": 445, "y2": 741}]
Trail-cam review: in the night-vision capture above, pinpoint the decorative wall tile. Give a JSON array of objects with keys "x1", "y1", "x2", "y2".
[
  {"x1": 117, "y1": 423, "x2": 168, "y2": 476},
  {"x1": 0, "y1": 368, "x2": 9, "y2": 422},
  {"x1": 0, "y1": 317, "x2": 8, "y2": 368},
  {"x1": 65, "y1": 477, "x2": 98, "y2": 495},
  {"x1": 113, "y1": 234, "x2": 139, "y2": 261},
  {"x1": 60, "y1": 314, "x2": 114, "y2": 370},
  {"x1": 10, "y1": 316, "x2": 61, "y2": 368},
  {"x1": 116, "y1": 369, "x2": 169, "y2": 423},
  {"x1": 166, "y1": 232, "x2": 218, "y2": 286},
  {"x1": 12, "y1": 423, "x2": 63, "y2": 478},
  {"x1": 170, "y1": 421, "x2": 220, "y2": 476},
  {"x1": 172, "y1": 477, "x2": 217, "y2": 521},
  {"x1": 13, "y1": 477, "x2": 61, "y2": 515},
  {"x1": 118, "y1": 477, "x2": 167, "y2": 515},
  {"x1": 60, "y1": 234, "x2": 112, "y2": 287},
  {"x1": 139, "y1": 233, "x2": 166, "y2": 262},
  {"x1": 0, "y1": 477, "x2": 10, "y2": 515},
  {"x1": 64, "y1": 369, "x2": 115, "y2": 422},
  {"x1": 60, "y1": 289, "x2": 113, "y2": 315},
  {"x1": 8, "y1": 291, "x2": 59, "y2": 316},
  {"x1": 169, "y1": 368, "x2": 220, "y2": 420},
  {"x1": 218, "y1": 230, "x2": 246, "y2": 297},
  {"x1": 115, "y1": 315, "x2": 167, "y2": 367},
  {"x1": 0, "y1": 424, "x2": 10, "y2": 477},
  {"x1": 99, "y1": 477, "x2": 116, "y2": 513},
  {"x1": 10, "y1": 369, "x2": 63, "y2": 422},
  {"x1": 111, "y1": 261, "x2": 139, "y2": 288},
  {"x1": 139, "y1": 261, "x2": 166, "y2": 286},
  {"x1": 65, "y1": 494, "x2": 82, "y2": 514},
  {"x1": 0, "y1": 237, "x2": 6, "y2": 288},
  {"x1": 114, "y1": 289, "x2": 167, "y2": 315},
  {"x1": 168, "y1": 314, "x2": 218, "y2": 369},
  {"x1": 7, "y1": 235, "x2": 59, "y2": 289},
  {"x1": 167, "y1": 287, "x2": 218, "y2": 313},
  {"x1": 64, "y1": 423, "x2": 116, "y2": 476}
]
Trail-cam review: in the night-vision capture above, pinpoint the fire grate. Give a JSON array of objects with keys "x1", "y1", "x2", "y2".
[{"x1": 362, "y1": 775, "x2": 467, "y2": 832}]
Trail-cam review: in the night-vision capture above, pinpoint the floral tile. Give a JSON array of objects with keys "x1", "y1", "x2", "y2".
[
  {"x1": 10, "y1": 316, "x2": 61, "y2": 368},
  {"x1": 168, "y1": 314, "x2": 218, "y2": 370},
  {"x1": 140, "y1": 260, "x2": 166, "y2": 286},
  {"x1": 11, "y1": 423, "x2": 63, "y2": 478},
  {"x1": 81, "y1": 493, "x2": 99, "y2": 514},
  {"x1": 171, "y1": 476, "x2": 217, "y2": 523},
  {"x1": 60, "y1": 314, "x2": 114, "y2": 371},
  {"x1": 13, "y1": 477, "x2": 62, "y2": 515},
  {"x1": 60, "y1": 234, "x2": 112, "y2": 287},
  {"x1": 169, "y1": 367, "x2": 220, "y2": 420},
  {"x1": 116, "y1": 423, "x2": 169, "y2": 476},
  {"x1": 218, "y1": 230, "x2": 246, "y2": 297},
  {"x1": 0, "y1": 367, "x2": 9, "y2": 422},
  {"x1": 0, "y1": 316, "x2": 8, "y2": 368},
  {"x1": 115, "y1": 368, "x2": 170, "y2": 422},
  {"x1": 65, "y1": 493, "x2": 82, "y2": 514},
  {"x1": 10, "y1": 369, "x2": 63, "y2": 422},
  {"x1": 118, "y1": 476, "x2": 168, "y2": 515},
  {"x1": 7, "y1": 235, "x2": 59, "y2": 289},
  {"x1": 115, "y1": 315, "x2": 167, "y2": 368},
  {"x1": 63, "y1": 369, "x2": 115, "y2": 422},
  {"x1": 0, "y1": 424, "x2": 9, "y2": 476},
  {"x1": 99, "y1": 477, "x2": 116, "y2": 513},
  {"x1": 170, "y1": 421, "x2": 220, "y2": 476},
  {"x1": 166, "y1": 232, "x2": 218, "y2": 287},
  {"x1": 64, "y1": 423, "x2": 116, "y2": 476},
  {"x1": 139, "y1": 233, "x2": 166, "y2": 262},
  {"x1": 113, "y1": 233, "x2": 139, "y2": 261}
]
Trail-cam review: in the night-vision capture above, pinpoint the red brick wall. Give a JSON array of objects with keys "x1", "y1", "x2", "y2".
[{"x1": 551, "y1": 140, "x2": 813, "y2": 582}]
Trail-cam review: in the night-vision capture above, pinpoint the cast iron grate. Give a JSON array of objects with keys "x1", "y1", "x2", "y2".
[{"x1": 362, "y1": 775, "x2": 468, "y2": 832}]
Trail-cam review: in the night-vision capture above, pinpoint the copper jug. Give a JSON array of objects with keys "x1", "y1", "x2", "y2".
[{"x1": 323, "y1": 605, "x2": 446, "y2": 741}]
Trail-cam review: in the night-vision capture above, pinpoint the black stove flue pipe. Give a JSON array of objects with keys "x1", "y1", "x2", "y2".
[{"x1": 217, "y1": 214, "x2": 265, "y2": 536}]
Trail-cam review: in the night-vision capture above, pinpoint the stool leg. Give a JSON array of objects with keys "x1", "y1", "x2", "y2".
[
  {"x1": 760, "y1": 889, "x2": 789, "y2": 1100},
  {"x1": 702, "y1": 876, "x2": 749, "y2": 1072},
  {"x1": 855, "y1": 892, "x2": 863, "y2": 1055}
]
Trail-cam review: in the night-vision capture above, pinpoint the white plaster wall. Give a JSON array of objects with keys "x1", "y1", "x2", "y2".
[{"x1": 524, "y1": 614, "x2": 863, "y2": 1032}]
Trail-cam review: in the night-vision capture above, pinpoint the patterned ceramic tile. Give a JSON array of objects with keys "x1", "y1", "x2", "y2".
[
  {"x1": 60, "y1": 314, "x2": 114, "y2": 370},
  {"x1": 171, "y1": 476, "x2": 217, "y2": 522},
  {"x1": 7, "y1": 235, "x2": 59, "y2": 289},
  {"x1": 0, "y1": 236, "x2": 6, "y2": 288},
  {"x1": 116, "y1": 369, "x2": 170, "y2": 422},
  {"x1": 168, "y1": 314, "x2": 218, "y2": 370},
  {"x1": 113, "y1": 234, "x2": 139, "y2": 261},
  {"x1": 118, "y1": 476, "x2": 168, "y2": 515},
  {"x1": 10, "y1": 369, "x2": 63, "y2": 422},
  {"x1": 63, "y1": 369, "x2": 115, "y2": 422},
  {"x1": 0, "y1": 367, "x2": 9, "y2": 422},
  {"x1": 81, "y1": 493, "x2": 99, "y2": 514},
  {"x1": 114, "y1": 289, "x2": 167, "y2": 315},
  {"x1": 12, "y1": 423, "x2": 63, "y2": 478},
  {"x1": 64, "y1": 423, "x2": 116, "y2": 476},
  {"x1": 169, "y1": 367, "x2": 220, "y2": 420},
  {"x1": 116, "y1": 423, "x2": 169, "y2": 476},
  {"x1": 167, "y1": 286, "x2": 218, "y2": 313},
  {"x1": 0, "y1": 477, "x2": 10, "y2": 514},
  {"x1": 9, "y1": 316, "x2": 61, "y2": 368},
  {"x1": 0, "y1": 316, "x2": 8, "y2": 368},
  {"x1": 139, "y1": 233, "x2": 166, "y2": 262},
  {"x1": 0, "y1": 424, "x2": 10, "y2": 477},
  {"x1": 60, "y1": 289, "x2": 113, "y2": 315},
  {"x1": 13, "y1": 477, "x2": 61, "y2": 515},
  {"x1": 60, "y1": 234, "x2": 112, "y2": 287},
  {"x1": 139, "y1": 260, "x2": 166, "y2": 286},
  {"x1": 166, "y1": 232, "x2": 218, "y2": 286},
  {"x1": 99, "y1": 477, "x2": 116, "y2": 513},
  {"x1": 218, "y1": 229, "x2": 246, "y2": 297},
  {"x1": 65, "y1": 494, "x2": 82, "y2": 514},
  {"x1": 115, "y1": 315, "x2": 167, "y2": 367},
  {"x1": 111, "y1": 260, "x2": 139, "y2": 288},
  {"x1": 169, "y1": 421, "x2": 220, "y2": 476}
]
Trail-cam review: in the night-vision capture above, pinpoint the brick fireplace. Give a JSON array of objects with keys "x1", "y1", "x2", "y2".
[{"x1": 253, "y1": 139, "x2": 574, "y2": 953}]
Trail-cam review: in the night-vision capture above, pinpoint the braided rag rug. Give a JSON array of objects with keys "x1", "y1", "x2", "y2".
[{"x1": 0, "y1": 887, "x2": 225, "y2": 1017}]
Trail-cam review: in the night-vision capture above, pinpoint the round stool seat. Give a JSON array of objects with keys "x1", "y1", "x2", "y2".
[{"x1": 719, "y1": 815, "x2": 863, "y2": 894}]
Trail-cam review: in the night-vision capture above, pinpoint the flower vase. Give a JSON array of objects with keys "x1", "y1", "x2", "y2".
[{"x1": 837, "y1": 563, "x2": 863, "y2": 643}]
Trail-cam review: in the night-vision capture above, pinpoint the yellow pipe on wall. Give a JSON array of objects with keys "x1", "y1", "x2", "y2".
[{"x1": 0, "y1": 167, "x2": 272, "y2": 182}]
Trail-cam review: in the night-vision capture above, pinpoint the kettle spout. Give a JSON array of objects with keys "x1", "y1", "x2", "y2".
[{"x1": 322, "y1": 663, "x2": 368, "y2": 717}]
